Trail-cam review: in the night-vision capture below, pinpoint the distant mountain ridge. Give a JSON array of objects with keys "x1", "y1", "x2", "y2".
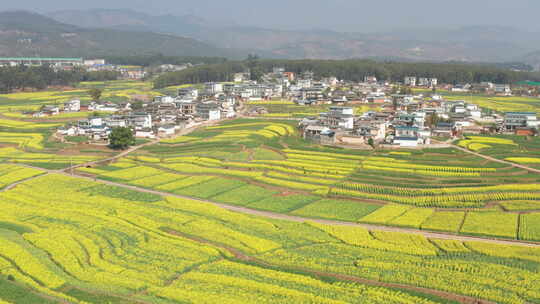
[
  {"x1": 0, "y1": 11, "x2": 229, "y2": 58},
  {"x1": 48, "y1": 9, "x2": 540, "y2": 63}
]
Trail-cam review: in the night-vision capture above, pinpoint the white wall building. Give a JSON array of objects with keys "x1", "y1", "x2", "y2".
[
  {"x1": 404, "y1": 77, "x2": 417, "y2": 86},
  {"x1": 205, "y1": 82, "x2": 224, "y2": 94}
]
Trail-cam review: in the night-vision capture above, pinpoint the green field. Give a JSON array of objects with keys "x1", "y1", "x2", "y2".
[
  {"x1": 0, "y1": 81, "x2": 539, "y2": 303},
  {"x1": 0, "y1": 173, "x2": 537, "y2": 303},
  {"x1": 74, "y1": 118, "x2": 540, "y2": 241}
]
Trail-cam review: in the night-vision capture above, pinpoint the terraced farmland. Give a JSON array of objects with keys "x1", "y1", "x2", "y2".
[
  {"x1": 77, "y1": 119, "x2": 540, "y2": 242},
  {"x1": 0, "y1": 109, "x2": 539, "y2": 303},
  {"x1": 0, "y1": 173, "x2": 539, "y2": 303}
]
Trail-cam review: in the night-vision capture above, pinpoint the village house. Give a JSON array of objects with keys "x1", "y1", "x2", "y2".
[
  {"x1": 205, "y1": 82, "x2": 224, "y2": 95},
  {"x1": 418, "y1": 78, "x2": 438, "y2": 87},
  {"x1": 364, "y1": 76, "x2": 377, "y2": 84},
  {"x1": 404, "y1": 76, "x2": 417, "y2": 86},
  {"x1": 64, "y1": 99, "x2": 81, "y2": 112},
  {"x1": 503, "y1": 112, "x2": 539, "y2": 132},
  {"x1": 320, "y1": 107, "x2": 355, "y2": 130},
  {"x1": 302, "y1": 125, "x2": 335, "y2": 144},
  {"x1": 355, "y1": 120, "x2": 387, "y2": 141},
  {"x1": 34, "y1": 105, "x2": 60, "y2": 117},
  {"x1": 196, "y1": 102, "x2": 221, "y2": 121},
  {"x1": 178, "y1": 88, "x2": 199, "y2": 100},
  {"x1": 494, "y1": 84, "x2": 512, "y2": 96}
]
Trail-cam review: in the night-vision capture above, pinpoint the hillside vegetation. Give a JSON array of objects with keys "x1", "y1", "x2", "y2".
[{"x1": 0, "y1": 11, "x2": 227, "y2": 58}]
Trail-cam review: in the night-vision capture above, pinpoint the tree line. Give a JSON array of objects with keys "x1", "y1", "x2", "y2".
[
  {"x1": 0, "y1": 66, "x2": 119, "y2": 93},
  {"x1": 154, "y1": 61, "x2": 247, "y2": 88},
  {"x1": 154, "y1": 58, "x2": 540, "y2": 88},
  {"x1": 105, "y1": 54, "x2": 228, "y2": 67}
]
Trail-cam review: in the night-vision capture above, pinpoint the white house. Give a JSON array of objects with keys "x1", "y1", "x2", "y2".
[
  {"x1": 156, "y1": 96, "x2": 176, "y2": 104},
  {"x1": 158, "y1": 125, "x2": 178, "y2": 136},
  {"x1": 130, "y1": 114, "x2": 153, "y2": 130},
  {"x1": 320, "y1": 107, "x2": 355, "y2": 130},
  {"x1": 404, "y1": 77, "x2": 417, "y2": 86},
  {"x1": 469, "y1": 110, "x2": 482, "y2": 119},
  {"x1": 432, "y1": 94, "x2": 443, "y2": 101},
  {"x1": 57, "y1": 126, "x2": 77, "y2": 136},
  {"x1": 64, "y1": 99, "x2": 81, "y2": 112},
  {"x1": 178, "y1": 88, "x2": 199, "y2": 99},
  {"x1": 494, "y1": 84, "x2": 512, "y2": 96},
  {"x1": 90, "y1": 117, "x2": 103, "y2": 127},
  {"x1": 297, "y1": 79, "x2": 312, "y2": 89},
  {"x1": 196, "y1": 102, "x2": 222, "y2": 121},
  {"x1": 205, "y1": 82, "x2": 224, "y2": 94},
  {"x1": 135, "y1": 129, "x2": 155, "y2": 139},
  {"x1": 394, "y1": 137, "x2": 419, "y2": 147}
]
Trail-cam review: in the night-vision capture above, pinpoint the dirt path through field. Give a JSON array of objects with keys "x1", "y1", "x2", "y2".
[
  {"x1": 167, "y1": 229, "x2": 495, "y2": 304},
  {"x1": 38, "y1": 170, "x2": 538, "y2": 249},
  {"x1": 434, "y1": 140, "x2": 540, "y2": 174},
  {"x1": 7, "y1": 164, "x2": 539, "y2": 249}
]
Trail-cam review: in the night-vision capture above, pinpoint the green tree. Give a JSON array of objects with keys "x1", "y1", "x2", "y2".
[
  {"x1": 246, "y1": 54, "x2": 264, "y2": 81},
  {"x1": 426, "y1": 113, "x2": 441, "y2": 127},
  {"x1": 89, "y1": 88, "x2": 103, "y2": 101},
  {"x1": 108, "y1": 127, "x2": 135, "y2": 150}
]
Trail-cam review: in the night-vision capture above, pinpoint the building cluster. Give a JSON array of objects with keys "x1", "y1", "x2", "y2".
[
  {"x1": 404, "y1": 76, "x2": 438, "y2": 87},
  {"x1": 448, "y1": 82, "x2": 513, "y2": 96},
  {"x1": 295, "y1": 76, "x2": 539, "y2": 148},
  {"x1": 0, "y1": 57, "x2": 194, "y2": 80},
  {"x1": 0, "y1": 57, "x2": 84, "y2": 70},
  {"x1": 56, "y1": 84, "x2": 242, "y2": 140},
  {"x1": 48, "y1": 66, "x2": 539, "y2": 145}
]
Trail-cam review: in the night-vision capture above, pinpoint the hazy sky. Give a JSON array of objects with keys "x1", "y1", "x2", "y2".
[{"x1": 3, "y1": 0, "x2": 540, "y2": 32}]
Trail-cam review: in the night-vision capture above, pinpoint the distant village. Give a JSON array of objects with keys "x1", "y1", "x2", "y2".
[
  {"x1": 0, "y1": 57, "x2": 190, "y2": 79},
  {"x1": 19, "y1": 61, "x2": 535, "y2": 148}
]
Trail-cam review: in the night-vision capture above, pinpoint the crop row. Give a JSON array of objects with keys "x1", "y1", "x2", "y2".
[
  {"x1": 339, "y1": 182, "x2": 540, "y2": 197},
  {"x1": 282, "y1": 149, "x2": 366, "y2": 160},
  {"x1": 362, "y1": 160, "x2": 497, "y2": 172},
  {"x1": 0, "y1": 173, "x2": 539, "y2": 303},
  {"x1": 330, "y1": 187, "x2": 540, "y2": 207},
  {"x1": 362, "y1": 164, "x2": 482, "y2": 177}
]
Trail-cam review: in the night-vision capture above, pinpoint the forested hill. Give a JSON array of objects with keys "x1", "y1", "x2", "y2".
[
  {"x1": 0, "y1": 65, "x2": 119, "y2": 93},
  {"x1": 154, "y1": 59, "x2": 540, "y2": 88},
  {"x1": 0, "y1": 11, "x2": 229, "y2": 58}
]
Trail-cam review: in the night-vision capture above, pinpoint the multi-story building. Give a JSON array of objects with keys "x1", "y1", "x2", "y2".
[
  {"x1": 503, "y1": 112, "x2": 539, "y2": 131},
  {"x1": 320, "y1": 107, "x2": 354, "y2": 130},
  {"x1": 196, "y1": 102, "x2": 221, "y2": 121},
  {"x1": 63, "y1": 100, "x2": 81, "y2": 112},
  {"x1": 204, "y1": 82, "x2": 224, "y2": 94},
  {"x1": 364, "y1": 76, "x2": 377, "y2": 84},
  {"x1": 177, "y1": 102, "x2": 196, "y2": 116},
  {"x1": 494, "y1": 84, "x2": 512, "y2": 96},
  {"x1": 404, "y1": 76, "x2": 417, "y2": 86},
  {"x1": 178, "y1": 88, "x2": 199, "y2": 100},
  {"x1": 129, "y1": 113, "x2": 153, "y2": 130},
  {"x1": 418, "y1": 77, "x2": 438, "y2": 87}
]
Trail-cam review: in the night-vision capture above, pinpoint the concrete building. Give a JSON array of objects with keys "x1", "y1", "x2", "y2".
[
  {"x1": 196, "y1": 102, "x2": 221, "y2": 121},
  {"x1": 404, "y1": 77, "x2": 417, "y2": 86},
  {"x1": 503, "y1": 112, "x2": 539, "y2": 131},
  {"x1": 63, "y1": 100, "x2": 81, "y2": 112},
  {"x1": 0, "y1": 57, "x2": 83, "y2": 68},
  {"x1": 320, "y1": 107, "x2": 354, "y2": 130},
  {"x1": 205, "y1": 82, "x2": 224, "y2": 94}
]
